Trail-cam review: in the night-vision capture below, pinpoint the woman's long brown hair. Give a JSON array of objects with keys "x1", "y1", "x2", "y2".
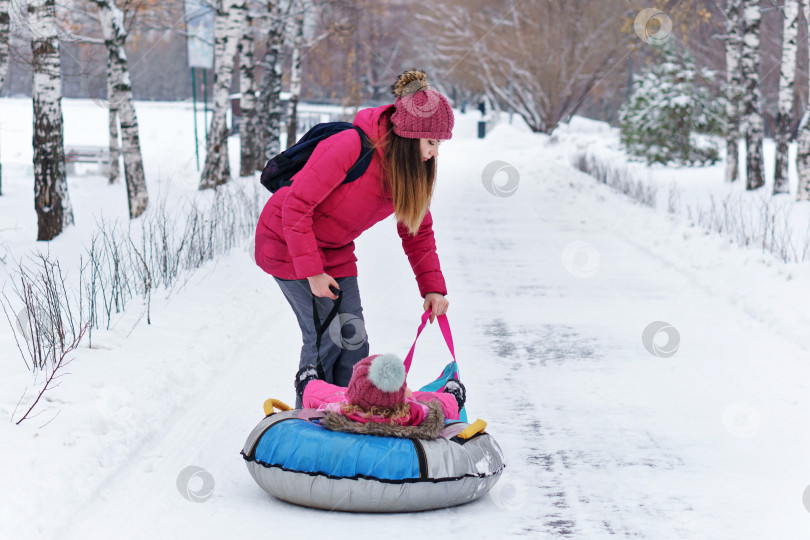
[{"x1": 370, "y1": 113, "x2": 436, "y2": 235}]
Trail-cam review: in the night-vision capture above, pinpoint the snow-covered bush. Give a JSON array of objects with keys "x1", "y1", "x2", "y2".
[
  {"x1": 572, "y1": 150, "x2": 658, "y2": 208},
  {"x1": 619, "y1": 43, "x2": 725, "y2": 166}
]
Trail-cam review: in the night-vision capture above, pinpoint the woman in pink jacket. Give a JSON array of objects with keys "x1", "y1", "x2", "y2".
[{"x1": 254, "y1": 69, "x2": 454, "y2": 407}]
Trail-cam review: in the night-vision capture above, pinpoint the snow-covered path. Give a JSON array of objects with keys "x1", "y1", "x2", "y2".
[{"x1": 3, "y1": 107, "x2": 810, "y2": 539}]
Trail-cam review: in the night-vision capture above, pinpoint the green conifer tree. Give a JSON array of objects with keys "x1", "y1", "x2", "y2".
[{"x1": 619, "y1": 42, "x2": 725, "y2": 166}]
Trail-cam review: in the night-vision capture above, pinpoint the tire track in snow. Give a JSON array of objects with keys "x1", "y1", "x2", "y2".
[
  {"x1": 481, "y1": 317, "x2": 582, "y2": 538},
  {"x1": 445, "y1": 162, "x2": 702, "y2": 538},
  {"x1": 479, "y1": 316, "x2": 697, "y2": 538}
]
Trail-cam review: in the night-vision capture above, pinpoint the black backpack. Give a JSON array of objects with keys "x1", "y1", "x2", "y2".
[{"x1": 260, "y1": 122, "x2": 375, "y2": 193}]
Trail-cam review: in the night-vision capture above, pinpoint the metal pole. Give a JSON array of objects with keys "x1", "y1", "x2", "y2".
[{"x1": 191, "y1": 67, "x2": 200, "y2": 171}]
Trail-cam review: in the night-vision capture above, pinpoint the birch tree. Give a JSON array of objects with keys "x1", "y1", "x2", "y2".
[
  {"x1": 238, "y1": 8, "x2": 258, "y2": 176},
  {"x1": 30, "y1": 0, "x2": 74, "y2": 240},
  {"x1": 724, "y1": 0, "x2": 743, "y2": 183},
  {"x1": 0, "y1": 0, "x2": 9, "y2": 194},
  {"x1": 797, "y1": 0, "x2": 810, "y2": 201},
  {"x1": 799, "y1": 114, "x2": 810, "y2": 199},
  {"x1": 91, "y1": 0, "x2": 148, "y2": 217},
  {"x1": 107, "y1": 75, "x2": 120, "y2": 185},
  {"x1": 773, "y1": 0, "x2": 799, "y2": 195},
  {"x1": 0, "y1": 0, "x2": 7, "y2": 91},
  {"x1": 285, "y1": 0, "x2": 305, "y2": 148},
  {"x1": 740, "y1": 0, "x2": 764, "y2": 190},
  {"x1": 201, "y1": 0, "x2": 247, "y2": 188},
  {"x1": 256, "y1": 0, "x2": 288, "y2": 169}
]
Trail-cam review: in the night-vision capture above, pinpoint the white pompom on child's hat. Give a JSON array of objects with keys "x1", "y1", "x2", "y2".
[{"x1": 367, "y1": 354, "x2": 406, "y2": 392}]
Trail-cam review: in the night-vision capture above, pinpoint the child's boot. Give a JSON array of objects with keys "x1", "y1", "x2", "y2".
[
  {"x1": 443, "y1": 378, "x2": 466, "y2": 412},
  {"x1": 294, "y1": 364, "x2": 320, "y2": 408}
]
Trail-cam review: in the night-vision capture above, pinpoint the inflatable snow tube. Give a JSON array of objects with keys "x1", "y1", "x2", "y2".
[{"x1": 241, "y1": 408, "x2": 506, "y2": 512}]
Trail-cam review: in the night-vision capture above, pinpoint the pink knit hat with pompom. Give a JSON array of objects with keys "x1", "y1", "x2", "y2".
[
  {"x1": 346, "y1": 354, "x2": 407, "y2": 410},
  {"x1": 390, "y1": 69, "x2": 454, "y2": 140}
]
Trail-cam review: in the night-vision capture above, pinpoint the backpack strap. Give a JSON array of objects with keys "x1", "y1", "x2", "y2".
[
  {"x1": 343, "y1": 126, "x2": 375, "y2": 184},
  {"x1": 264, "y1": 123, "x2": 376, "y2": 193}
]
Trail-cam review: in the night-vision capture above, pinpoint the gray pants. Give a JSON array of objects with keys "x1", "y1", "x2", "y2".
[{"x1": 273, "y1": 276, "x2": 370, "y2": 406}]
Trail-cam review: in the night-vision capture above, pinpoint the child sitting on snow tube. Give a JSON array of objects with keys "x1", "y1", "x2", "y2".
[{"x1": 301, "y1": 353, "x2": 465, "y2": 440}]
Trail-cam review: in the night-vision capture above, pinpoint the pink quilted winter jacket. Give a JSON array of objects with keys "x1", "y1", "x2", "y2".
[{"x1": 254, "y1": 104, "x2": 447, "y2": 297}]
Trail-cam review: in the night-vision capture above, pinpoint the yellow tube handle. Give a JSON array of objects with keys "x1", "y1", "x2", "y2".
[
  {"x1": 457, "y1": 419, "x2": 487, "y2": 439},
  {"x1": 263, "y1": 398, "x2": 292, "y2": 416}
]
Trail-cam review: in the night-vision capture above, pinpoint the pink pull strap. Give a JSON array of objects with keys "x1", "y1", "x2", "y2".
[{"x1": 403, "y1": 309, "x2": 456, "y2": 373}]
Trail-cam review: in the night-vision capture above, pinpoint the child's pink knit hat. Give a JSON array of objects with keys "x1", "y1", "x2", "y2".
[
  {"x1": 390, "y1": 69, "x2": 454, "y2": 140},
  {"x1": 346, "y1": 354, "x2": 407, "y2": 410}
]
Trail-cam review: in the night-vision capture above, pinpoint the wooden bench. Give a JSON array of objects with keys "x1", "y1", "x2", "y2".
[{"x1": 65, "y1": 145, "x2": 111, "y2": 175}]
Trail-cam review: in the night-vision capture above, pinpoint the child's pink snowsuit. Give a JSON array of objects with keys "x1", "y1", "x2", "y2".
[{"x1": 303, "y1": 380, "x2": 460, "y2": 421}]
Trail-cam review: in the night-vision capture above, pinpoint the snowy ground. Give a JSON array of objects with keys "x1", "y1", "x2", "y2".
[{"x1": 1, "y1": 98, "x2": 810, "y2": 539}]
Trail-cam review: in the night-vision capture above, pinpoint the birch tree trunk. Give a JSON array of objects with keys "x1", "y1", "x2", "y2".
[
  {"x1": 740, "y1": 0, "x2": 765, "y2": 190},
  {"x1": 92, "y1": 0, "x2": 148, "y2": 217},
  {"x1": 256, "y1": 0, "x2": 287, "y2": 169},
  {"x1": 796, "y1": 1, "x2": 810, "y2": 200},
  {"x1": 773, "y1": 0, "x2": 799, "y2": 195},
  {"x1": 0, "y1": 0, "x2": 7, "y2": 91},
  {"x1": 0, "y1": 0, "x2": 8, "y2": 195},
  {"x1": 725, "y1": 0, "x2": 744, "y2": 183},
  {"x1": 285, "y1": 1, "x2": 305, "y2": 149},
  {"x1": 798, "y1": 116, "x2": 810, "y2": 199},
  {"x1": 30, "y1": 0, "x2": 74, "y2": 240},
  {"x1": 107, "y1": 71, "x2": 120, "y2": 185},
  {"x1": 238, "y1": 10, "x2": 258, "y2": 177},
  {"x1": 201, "y1": 0, "x2": 246, "y2": 188}
]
